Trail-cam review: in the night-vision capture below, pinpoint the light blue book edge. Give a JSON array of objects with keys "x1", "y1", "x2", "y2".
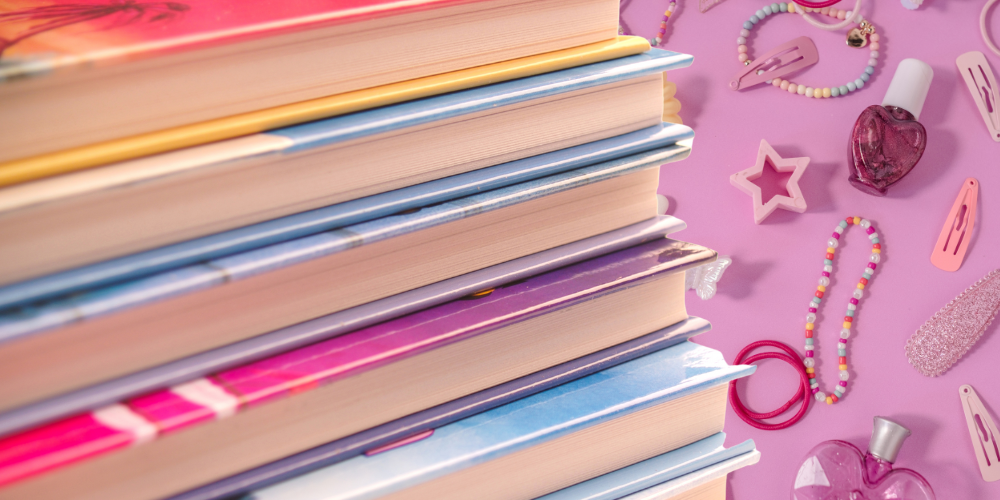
[
  {"x1": 0, "y1": 143, "x2": 689, "y2": 343},
  {"x1": 0, "y1": 123, "x2": 692, "y2": 311},
  {"x1": 538, "y1": 433, "x2": 757, "y2": 500},
  {"x1": 245, "y1": 342, "x2": 756, "y2": 500},
  {"x1": 272, "y1": 49, "x2": 693, "y2": 151},
  {"x1": 618, "y1": 448, "x2": 761, "y2": 500}
]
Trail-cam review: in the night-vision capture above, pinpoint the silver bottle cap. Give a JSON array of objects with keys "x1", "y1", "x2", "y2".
[{"x1": 868, "y1": 416, "x2": 911, "y2": 463}]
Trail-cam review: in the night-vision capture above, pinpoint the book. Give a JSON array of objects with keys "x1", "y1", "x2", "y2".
[
  {"x1": 237, "y1": 341, "x2": 754, "y2": 500},
  {"x1": 173, "y1": 317, "x2": 714, "y2": 500},
  {"x1": 0, "y1": 0, "x2": 629, "y2": 169},
  {"x1": 537, "y1": 432, "x2": 760, "y2": 500},
  {"x1": 0, "y1": 55, "x2": 694, "y2": 285},
  {"x1": 0, "y1": 146, "x2": 682, "y2": 414},
  {"x1": 0, "y1": 215, "x2": 686, "y2": 438},
  {"x1": 0, "y1": 238, "x2": 714, "y2": 500}
]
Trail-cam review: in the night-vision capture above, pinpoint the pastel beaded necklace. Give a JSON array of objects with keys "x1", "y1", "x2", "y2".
[
  {"x1": 737, "y1": 2, "x2": 882, "y2": 98},
  {"x1": 729, "y1": 216, "x2": 884, "y2": 430},
  {"x1": 805, "y1": 216, "x2": 881, "y2": 405},
  {"x1": 618, "y1": 0, "x2": 677, "y2": 47}
]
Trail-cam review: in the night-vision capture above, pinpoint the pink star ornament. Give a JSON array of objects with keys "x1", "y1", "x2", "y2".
[{"x1": 730, "y1": 139, "x2": 810, "y2": 224}]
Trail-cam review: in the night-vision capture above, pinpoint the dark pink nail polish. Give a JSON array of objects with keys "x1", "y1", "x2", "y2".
[{"x1": 849, "y1": 59, "x2": 934, "y2": 196}]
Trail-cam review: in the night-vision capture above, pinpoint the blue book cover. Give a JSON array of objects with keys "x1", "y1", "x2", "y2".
[
  {"x1": 172, "y1": 317, "x2": 714, "y2": 500},
  {"x1": 617, "y1": 449, "x2": 761, "y2": 500},
  {"x1": 0, "y1": 123, "x2": 692, "y2": 312},
  {"x1": 243, "y1": 342, "x2": 755, "y2": 500},
  {"x1": 0, "y1": 216, "x2": 687, "y2": 438},
  {"x1": 538, "y1": 433, "x2": 759, "y2": 500},
  {"x1": 0, "y1": 142, "x2": 687, "y2": 344}
]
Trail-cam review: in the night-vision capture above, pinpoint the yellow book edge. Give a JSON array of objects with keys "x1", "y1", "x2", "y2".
[{"x1": 0, "y1": 36, "x2": 650, "y2": 188}]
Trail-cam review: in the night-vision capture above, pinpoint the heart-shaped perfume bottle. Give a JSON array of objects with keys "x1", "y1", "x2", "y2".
[
  {"x1": 848, "y1": 59, "x2": 933, "y2": 196},
  {"x1": 791, "y1": 417, "x2": 936, "y2": 500}
]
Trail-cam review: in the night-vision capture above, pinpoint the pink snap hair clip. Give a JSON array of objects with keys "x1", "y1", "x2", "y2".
[
  {"x1": 956, "y1": 52, "x2": 1000, "y2": 142},
  {"x1": 931, "y1": 178, "x2": 978, "y2": 272},
  {"x1": 730, "y1": 37, "x2": 820, "y2": 91},
  {"x1": 730, "y1": 139, "x2": 810, "y2": 224}
]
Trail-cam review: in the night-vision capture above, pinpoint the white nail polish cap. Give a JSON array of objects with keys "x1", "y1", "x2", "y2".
[{"x1": 881, "y1": 58, "x2": 934, "y2": 120}]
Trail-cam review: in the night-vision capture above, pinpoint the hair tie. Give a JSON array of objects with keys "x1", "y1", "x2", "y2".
[{"x1": 982, "y1": 0, "x2": 1000, "y2": 57}]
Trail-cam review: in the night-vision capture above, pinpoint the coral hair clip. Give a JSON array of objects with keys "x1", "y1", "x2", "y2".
[
  {"x1": 956, "y1": 52, "x2": 1000, "y2": 142},
  {"x1": 931, "y1": 178, "x2": 978, "y2": 272},
  {"x1": 730, "y1": 37, "x2": 819, "y2": 91}
]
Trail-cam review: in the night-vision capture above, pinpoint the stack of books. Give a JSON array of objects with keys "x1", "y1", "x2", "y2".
[{"x1": 0, "y1": 1, "x2": 758, "y2": 499}]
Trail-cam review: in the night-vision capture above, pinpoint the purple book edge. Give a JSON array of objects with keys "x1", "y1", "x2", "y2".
[
  {"x1": 0, "y1": 216, "x2": 685, "y2": 438},
  {"x1": 171, "y1": 317, "x2": 713, "y2": 500}
]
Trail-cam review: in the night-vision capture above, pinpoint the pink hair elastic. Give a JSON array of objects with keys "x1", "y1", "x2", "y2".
[
  {"x1": 729, "y1": 340, "x2": 811, "y2": 431},
  {"x1": 983, "y1": 0, "x2": 1000, "y2": 57}
]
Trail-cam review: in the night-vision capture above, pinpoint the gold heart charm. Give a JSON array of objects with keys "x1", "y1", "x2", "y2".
[{"x1": 847, "y1": 28, "x2": 868, "y2": 48}]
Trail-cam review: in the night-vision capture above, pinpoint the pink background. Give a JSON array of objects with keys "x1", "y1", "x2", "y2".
[{"x1": 621, "y1": 0, "x2": 1000, "y2": 498}]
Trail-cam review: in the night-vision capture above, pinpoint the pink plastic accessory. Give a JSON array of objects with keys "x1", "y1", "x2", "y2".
[
  {"x1": 906, "y1": 269, "x2": 1000, "y2": 377},
  {"x1": 792, "y1": 417, "x2": 936, "y2": 500},
  {"x1": 730, "y1": 139, "x2": 809, "y2": 224},
  {"x1": 699, "y1": 0, "x2": 725, "y2": 13},
  {"x1": 957, "y1": 51, "x2": 1000, "y2": 142},
  {"x1": 931, "y1": 178, "x2": 978, "y2": 272},
  {"x1": 960, "y1": 385, "x2": 1000, "y2": 482},
  {"x1": 730, "y1": 36, "x2": 819, "y2": 90}
]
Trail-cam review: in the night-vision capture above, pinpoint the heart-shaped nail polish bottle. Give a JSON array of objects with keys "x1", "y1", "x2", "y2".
[
  {"x1": 791, "y1": 417, "x2": 936, "y2": 500},
  {"x1": 848, "y1": 59, "x2": 934, "y2": 196}
]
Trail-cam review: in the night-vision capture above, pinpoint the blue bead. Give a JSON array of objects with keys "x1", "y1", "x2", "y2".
[
  {"x1": 846, "y1": 82, "x2": 857, "y2": 92},
  {"x1": 872, "y1": 237, "x2": 880, "y2": 244},
  {"x1": 839, "y1": 85, "x2": 850, "y2": 95},
  {"x1": 831, "y1": 87, "x2": 841, "y2": 97},
  {"x1": 771, "y1": 3, "x2": 780, "y2": 13},
  {"x1": 847, "y1": 310, "x2": 855, "y2": 317},
  {"x1": 865, "y1": 65, "x2": 875, "y2": 75},
  {"x1": 779, "y1": 2, "x2": 788, "y2": 11},
  {"x1": 750, "y1": 15, "x2": 760, "y2": 24},
  {"x1": 824, "y1": 259, "x2": 833, "y2": 266},
  {"x1": 839, "y1": 221, "x2": 848, "y2": 228},
  {"x1": 756, "y1": 9, "x2": 766, "y2": 18},
  {"x1": 813, "y1": 297, "x2": 822, "y2": 304},
  {"x1": 763, "y1": 5, "x2": 772, "y2": 15},
  {"x1": 744, "y1": 21, "x2": 754, "y2": 29},
  {"x1": 806, "y1": 338, "x2": 814, "y2": 345},
  {"x1": 860, "y1": 72, "x2": 871, "y2": 82},
  {"x1": 855, "y1": 78, "x2": 865, "y2": 89},
  {"x1": 839, "y1": 350, "x2": 847, "y2": 356}
]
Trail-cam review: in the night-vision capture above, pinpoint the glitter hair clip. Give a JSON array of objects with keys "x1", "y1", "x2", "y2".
[{"x1": 905, "y1": 269, "x2": 1000, "y2": 377}]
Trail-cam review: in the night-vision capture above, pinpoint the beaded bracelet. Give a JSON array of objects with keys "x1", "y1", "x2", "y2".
[
  {"x1": 737, "y1": 2, "x2": 882, "y2": 98},
  {"x1": 619, "y1": 0, "x2": 677, "y2": 47}
]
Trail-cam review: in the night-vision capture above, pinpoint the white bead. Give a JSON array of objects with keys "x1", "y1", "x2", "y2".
[
  {"x1": 853, "y1": 289, "x2": 864, "y2": 300},
  {"x1": 837, "y1": 385, "x2": 847, "y2": 394},
  {"x1": 805, "y1": 344, "x2": 815, "y2": 351},
  {"x1": 805, "y1": 87, "x2": 814, "y2": 97},
  {"x1": 806, "y1": 313, "x2": 817, "y2": 323},
  {"x1": 870, "y1": 253, "x2": 881, "y2": 263},
  {"x1": 827, "y1": 238, "x2": 839, "y2": 248},
  {"x1": 839, "y1": 370, "x2": 850, "y2": 381},
  {"x1": 804, "y1": 358, "x2": 815, "y2": 368},
  {"x1": 847, "y1": 303, "x2": 856, "y2": 311},
  {"x1": 868, "y1": 233, "x2": 879, "y2": 241},
  {"x1": 815, "y1": 391, "x2": 826, "y2": 401},
  {"x1": 819, "y1": 277, "x2": 830, "y2": 287},
  {"x1": 859, "y1": 219, "x2": 871, "y2": 228},
  {"x1": 840, "y1": 328, "x2": 851, "y2": 339},
  {"x1": 824, "y1": 265, "x2": 833, "y2": 273},
  {"x1": 834, "y1": 226, "x2": 844, "y2": 234},
  {"x1": 809, "y1": 301, "x2": 818, "y2": 309}
]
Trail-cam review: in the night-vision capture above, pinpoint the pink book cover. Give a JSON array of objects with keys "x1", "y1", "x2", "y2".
[
  {"x1": 0, "y1": 238, "x2": 713, "y2": 489},
  {"x1": 0, "y1": 0, "x2": 478, "y2": 76}
]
